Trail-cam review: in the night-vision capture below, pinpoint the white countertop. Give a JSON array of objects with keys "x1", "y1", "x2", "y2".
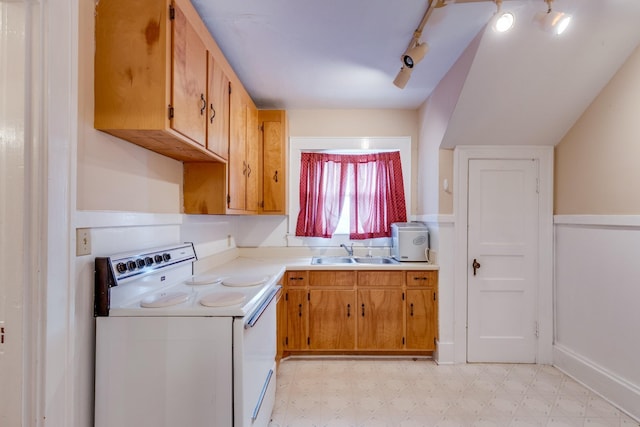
[{"x1": 194, "y1": 247, "x2": 438, "y2": 276}]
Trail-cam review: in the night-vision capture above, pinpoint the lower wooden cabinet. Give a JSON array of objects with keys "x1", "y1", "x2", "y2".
[
  {"x1": 357, "y1": 289, "x2": 404, "y2": 350},
  {"x1": 309, "y1": 290, "x2": 356, "y2": 350},
  {"x1": 280, "y1": 269, "x2": 438, "y2": 355}
]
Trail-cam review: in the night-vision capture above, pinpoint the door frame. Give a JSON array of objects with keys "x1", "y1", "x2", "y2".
[{"x1": 453, "y1": 146, "x2": 554, "y2": 364}]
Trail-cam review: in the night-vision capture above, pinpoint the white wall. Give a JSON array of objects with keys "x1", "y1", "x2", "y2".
[{"x1": 554, "y1": 217, "x2": 640, "y2": 420}]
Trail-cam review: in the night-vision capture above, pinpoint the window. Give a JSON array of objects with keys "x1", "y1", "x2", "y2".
[{"x1": 295, "y1": 151, "x2": 407, "y2": 239}]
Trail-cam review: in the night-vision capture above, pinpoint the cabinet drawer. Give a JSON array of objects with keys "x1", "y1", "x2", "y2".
[
  {"x1": 286, "y1": 271, "x2": 308, "y2": 287},
  {"x1": 309, "y1": 271, "x2": 356, "y2": 287},
  {"x1": 406, "y1": 271, "x2": 437, "y2": 287},
  {"x1": 357, "y1": 271, "x2": 403, "y2": 287}
]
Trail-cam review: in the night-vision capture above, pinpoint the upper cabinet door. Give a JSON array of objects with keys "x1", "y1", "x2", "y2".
[
  {"x1": 171, "y1": 3, "x2": 207, "y2": 147},
  {"x1": 245, "y1": 104, "x2": 259, "y2": 213},
  {"x1": 228, "y1": 86, "x2": 247, "y2": 211},
  {"x1": 207, "y1": 53, "x2": 230, "y2": 159}
]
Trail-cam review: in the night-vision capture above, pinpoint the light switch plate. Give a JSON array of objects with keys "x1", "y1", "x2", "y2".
[{"x1": 76, "y1": 228, "x2": 91, "y2": 256}]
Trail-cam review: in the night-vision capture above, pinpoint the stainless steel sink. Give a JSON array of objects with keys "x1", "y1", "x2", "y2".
[
  {"x1": 353, "y1": 256, "x2": 399, "y2": 265},
  {"x1": 310, "y1": 256, "x2": 399, "y2": 265},
  {"x1": 310, "y1": 256, "x2": 356, "y2": 265}
]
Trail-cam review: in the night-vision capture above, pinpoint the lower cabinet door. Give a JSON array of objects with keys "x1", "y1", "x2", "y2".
[
  {"x1": 357, "y1": 289, "x2": 404, "y2": 350},
  {"x1": 285, "y1": 289, "x2": 308, "y2": 350},
  {"x1": 406, "y1": 289, "x2": 437, "y2": 350},
  {"x1": 309, "y1": 290, "x2": 356, "y2": 350}
]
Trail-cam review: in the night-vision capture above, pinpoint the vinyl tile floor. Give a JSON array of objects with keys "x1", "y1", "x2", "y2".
[{"x1": 269, "y1": 358, "x2": 639, "y2": 427}]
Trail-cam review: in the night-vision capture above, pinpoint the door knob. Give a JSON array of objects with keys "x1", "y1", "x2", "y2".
[{"x1": 472, "y1": 259, "x2": 481, "y2": 276}]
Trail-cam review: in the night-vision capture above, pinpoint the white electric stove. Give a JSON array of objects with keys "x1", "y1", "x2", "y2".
[{"x1": 94, "y1": 243, "x2": 282, "y2": 427}]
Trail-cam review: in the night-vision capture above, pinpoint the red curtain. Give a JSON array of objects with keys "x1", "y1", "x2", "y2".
[{"x1": 295, "y1": 151, "x2": 407, "y2": 239}]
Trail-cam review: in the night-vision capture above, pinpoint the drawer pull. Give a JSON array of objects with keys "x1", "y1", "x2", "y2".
[{"x1": 413, "y1": 277, "x2": 428, "y2": 281}]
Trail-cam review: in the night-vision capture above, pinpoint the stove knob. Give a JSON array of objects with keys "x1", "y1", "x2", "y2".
[
  {"x1": 162, "y1": 253, "x2": 171, "y2": 262},
  {"x1": 154, "y1": 254, "x2": 163, "y2": 263},
  {"x1": 116, "y1": 262, "x2": 127, "y2": 274},
  {"x1": 127, "y1": 260, "x2": 137, "y2": 271},
  {"x1": 136, "y1": 258, "x2": 145, "y2": 269},
  {"x1": 144, "y1": 257, "x2": 153, "y2": 266}
]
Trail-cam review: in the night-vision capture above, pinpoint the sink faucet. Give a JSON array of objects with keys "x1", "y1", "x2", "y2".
[{"x1": 340, "y1": 243, "x2": 354, "y2": 256}]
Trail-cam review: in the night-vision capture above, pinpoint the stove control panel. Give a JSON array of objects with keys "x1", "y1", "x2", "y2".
[{"x1": 106, "y1": 243, "x2": 197, "y2": 284}]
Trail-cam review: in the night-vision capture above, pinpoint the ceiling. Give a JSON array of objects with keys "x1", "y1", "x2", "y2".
[{"x1": 191, "y1": 0, "x2": 640, "y2": 144}]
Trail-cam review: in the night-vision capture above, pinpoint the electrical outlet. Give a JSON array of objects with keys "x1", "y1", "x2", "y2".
[{"x1": 76, "y1": 228, "x2": 92, "y2": 256}]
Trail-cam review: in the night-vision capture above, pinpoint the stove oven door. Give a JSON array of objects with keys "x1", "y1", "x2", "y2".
[{"x1": 233, "y1": 286, "x2": 280, "y2": 427}]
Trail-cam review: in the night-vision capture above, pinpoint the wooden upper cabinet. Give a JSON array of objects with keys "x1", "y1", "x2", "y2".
[
  {"x1": 259, "y1": 110, "x2": 288, "y2": 214},
  {"x1": 206, "y1": 53, "x2": 230, "y2": 159},
  {"x1": 228, "y1": 87, "x2": 247, "y2": 211},
  {"x1": 246, "y1": 104, "x2": 260, "y2": 213},
  {"x1": 94, "y1": 0, "x2": 229, "y2": 162},
  {"x1": 227, "y1": 88, "x2": 259, "y2": 213},
  {"x1": 171, "y1": 3, "x2": 207, "y2": 147}
]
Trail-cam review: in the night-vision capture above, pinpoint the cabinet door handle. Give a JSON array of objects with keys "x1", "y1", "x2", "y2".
[
  {"x1": 200, "y1": 93, "x2": 206, "y2": 115},
  {"x1": 273, "y1": 170, "x2": 278, "y2": 183},
  {"x1": 247, "y1": 163, "x2": 251, "y2": 178},
  {"x1": 361, "y1": 303, "x2": 365, "y2": 317},
  {"x1": 298, "y1": 304, "x2": 302, "y2": 317},
  {"x1": 347, "y1": 304, "x2": 351, "y2": 318},
  {"x1": 410, "y1": 303, "x2": 414, "y2": 316},
  {"x1": 210, "y1": 104, "x2": 216, "y2": 123}
]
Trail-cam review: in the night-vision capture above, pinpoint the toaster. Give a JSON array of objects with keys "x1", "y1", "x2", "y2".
[{"x1": 391, "y1": 222, "x2": 429, "y2": 262}]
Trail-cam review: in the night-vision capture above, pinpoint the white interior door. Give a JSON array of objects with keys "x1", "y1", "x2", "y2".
[
  {"x1": 467, "y1": 159, "x2": 539, "y2": 363},
  {"x1": 0, "y1": 2, "x2": 27, "y2": 424}
]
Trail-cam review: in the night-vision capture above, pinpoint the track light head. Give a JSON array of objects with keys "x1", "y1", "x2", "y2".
[
  {"x1": 401, "y1": 42, "x2": 429, "y2": 69},
  {"x1": 393, "y1": 66, "x2": 412, "y2": 89}
]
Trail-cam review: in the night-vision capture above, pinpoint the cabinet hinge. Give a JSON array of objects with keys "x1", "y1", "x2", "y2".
[
  {"x1": 307, "y1": 292, "x2": 310, "y2": 301},
  {"x1": 307, "y1": 337, "x2": 310, "y2": 346},
  {"x1": 285, "y1": 337, "x2": 288, "y2": 346},
  {"x1": 434, "y1": 337, "x2": 437, "y2": 345},
  {"x1": 402, "y1": 292, "x2": 405, "y2": 301},
  {"x1": 402, "y1": 337, "x2": 405, "y2": 345},
  {"x1": 168, "y1": 105, "x2": 174, "y2": 119},
  {"x1": 169, "y1": 4, "x2": 175, "y2": 20},
  {"x1": 433, "y1": 292, "x2": 436, "y2": 301},
  {"x1": 228, "y1": 82, "x2": 232, "y2": 94},
  {"x1": 226, "y1": 194, "x2": 230, "y2": 204},
  {"x1": 285, "y1": 293, "x2": 288, "y2": 301}
]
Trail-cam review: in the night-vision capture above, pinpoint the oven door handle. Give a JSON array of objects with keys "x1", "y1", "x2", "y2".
[
  {"x1": 251, "y1": 368, "x2": 274, "y2": 422},
  {"x1": 245, "y1": 286, "x2": 280, "y2": 329}
]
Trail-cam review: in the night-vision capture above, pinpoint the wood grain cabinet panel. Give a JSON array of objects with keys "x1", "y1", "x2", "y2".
[
  {"x1": 278, "y1": 269, "x2": 438, "y2": 356},
  {"x1": 406, "y1": 289, "x2": 437, "y2": 350},
  {"x1": 94, "y1": 0, "x2": 229, "y2": 162},
  {"x1": 285, "y1": 288, "x2": 308, "y2": 351},
  {"x1": 309, "y1": 290, "x2": 356, "y2": 350},
  {"x1": 358, "y1": 271, "x2": 404, "y2": 287},
  {"x1": 309, "y1": 271, "x2": 356, "y2": 287},
  {"x1": 206, "y1": 53, "x2": 230, "y2": 159},
  {"x1": 259, "y1": 110, "x2": 288, "y2": 214}
]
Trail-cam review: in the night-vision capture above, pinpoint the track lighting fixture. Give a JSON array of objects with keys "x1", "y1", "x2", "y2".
[
  {"x1": 492, "y1": 0, "x2": 515, "y2": 33},
  {"x1": 534, "y1": 0, "x2": 571, "y2": 35},
  {"x1": 402, "y1": 42, "x2": 429, "y2": 69},
  {"x1": 393, "y1": 66, "x2": 413, "y2": 89},
  {"x1": 393, "y1": 2, "x2": 435, "y2": 89}
]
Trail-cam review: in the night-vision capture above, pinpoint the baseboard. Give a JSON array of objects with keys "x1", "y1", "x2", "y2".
[
  {"x1": 434, "y1": 341, "x2": 455, "y2": 365},
  {"x1": 553, "y1": 344, "x2": 640, "y2": 422}
]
